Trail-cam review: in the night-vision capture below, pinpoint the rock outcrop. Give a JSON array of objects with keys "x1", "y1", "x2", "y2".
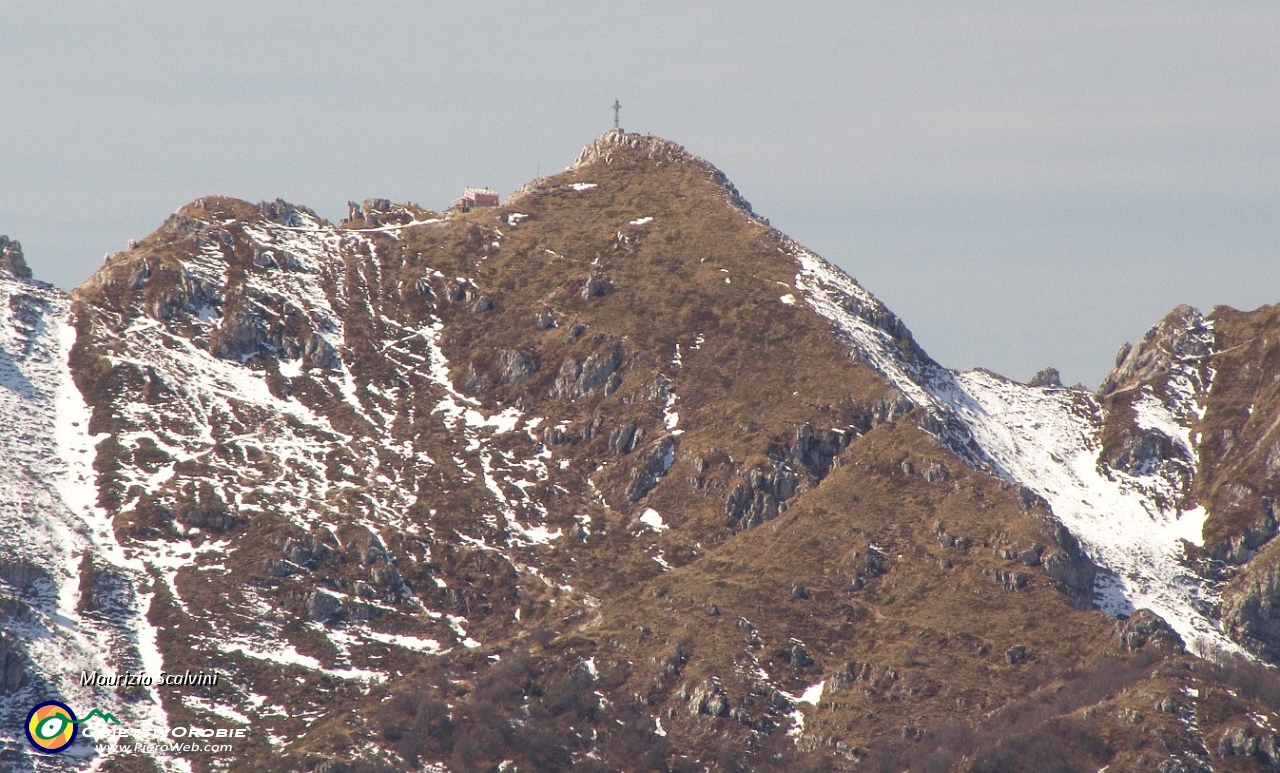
[
  {"x1": 0, "y1": 236, "x2": 31, "y2": 280},
  {"x1": 1099, "y1": 305, "x2": 1213, "y2": 396},
  {"x1": 1222, "y1": 546, "x2": 1280, "y2": 661}
]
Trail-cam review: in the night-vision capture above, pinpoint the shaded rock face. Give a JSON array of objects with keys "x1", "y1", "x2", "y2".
[
  {"x1": 1222, "y1": 547, "x2": 1280, "y2": 661},
  {"x1": 625, "y1": 435, "x2": 676, "y2": 502},
  {"x1": 76, "y1": 559, "x2": 136, "y2": 617},
  {"x1": 1104, "y1": 425, "x2": 1190, "y2": 478},
  {"x1": 210, "y1": 295, "x2": 339, "y2": 369},
  {"x1": 1042, "y1": 524, "x2": 1098, "y2": 610},
  {"x1": 609, "y1": 422, "x2": 639, "y2": 455},
  {"x1": 725, "y1": 423, "x2": 851, "y2": 531},
  {"x1": 724, "y1": 468, "x2": 788, "y2": 530},
  {"x1": 551, "y1": 341, "x2": 623, "y2": 399},
  {"x1": 0, "y1": 559, "x2": 55, "y2": 593},
  {"x1": 1217, "y1": 724, "x2": 1280, "y2": 767},
  {"x1": 780, "y1": 423, "x2": 849, "y2": 483},
  {"x1": 0, "y1": 236, "x2": 31, "y2": 280},
  {"x1": 1029, "y1": 367, "x2": 1063, "y2": 389},
  {"x1": 1211, "y1": 500, "x2": 1278, "y2": 565},
  {"x1": 0, "y1": 634, "x2": 25, "y2": 693},
  {"x1": 284, "y1": 534, "x2": 328, "y2": 567},
  {"x1": 496, "y1": 349, "x2": 540, "y2": 385},
  {"x1": 308, "y1": 589, "x2": 343, "y2": 622}
]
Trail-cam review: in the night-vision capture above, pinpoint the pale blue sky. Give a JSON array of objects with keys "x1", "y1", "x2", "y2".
[{"x1": 3, "y1": 2, "x2": 1277, "y2": 386}]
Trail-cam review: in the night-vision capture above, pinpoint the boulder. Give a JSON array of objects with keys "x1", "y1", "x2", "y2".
[
  {"x1": 1113, "y1": 609, "x2": 1184, "y2": 652},
  {"x1": 687, "y1": 677, "x2": 731, "y2": 718},
  {"x1": 581, "y1": 275, "x2": 609, "y2": 299},
  {"x1": 283, "y1": 534, "x2": 328, "y2": 566},
  {"x1": 307, "y1": 589, "x2": 343, "y2": 622},
  {"x1": 263, "y1": 559, "x2": 297, "y2": 578}
]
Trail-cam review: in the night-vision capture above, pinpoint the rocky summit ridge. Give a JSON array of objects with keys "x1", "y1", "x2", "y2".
[{"x1": 1, "y1": 132, "x2": 1280, "y2": 772}]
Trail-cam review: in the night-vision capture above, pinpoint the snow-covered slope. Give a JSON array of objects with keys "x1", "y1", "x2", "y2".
[
  {"x1": 0, "y1": 270, "x2": 182, "y2": 772},
  {"x1": 942, "y1": 369, "x2": 1226, "y2": 653},
  {"x1": 55, "y1": 198, "x2": 614, "y2": 769}
]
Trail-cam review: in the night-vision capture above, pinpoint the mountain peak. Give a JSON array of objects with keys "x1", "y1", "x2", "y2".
[
  {"x1": 1100, "y1": 304, "x2": 1211, "y2": 396},
  {"x1": 570, "y1": 129, "x2": 698, "y2": 170},
  {"x1": 563, "y1": 130, "x2": 756, "y2": 217},
  {"x1": 0, "y1": 235, "x2": 32, "y2": 280}
]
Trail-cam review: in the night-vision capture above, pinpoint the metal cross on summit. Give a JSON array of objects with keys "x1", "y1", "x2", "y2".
[{"x1": 612, "y1": 99, "x2": 621, "y2": 130}]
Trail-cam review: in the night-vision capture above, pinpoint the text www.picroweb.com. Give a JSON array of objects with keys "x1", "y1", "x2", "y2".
[{"x1": 94, "y1": 741, "x2": 234, "y2": 754}]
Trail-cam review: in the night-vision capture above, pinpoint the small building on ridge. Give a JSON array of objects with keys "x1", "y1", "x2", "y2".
[{"x1": 450, "y1": 187, "x2": 500, "y2": 211}]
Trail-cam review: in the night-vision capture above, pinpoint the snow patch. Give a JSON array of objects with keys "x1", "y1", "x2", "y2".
[
  {"x1": 639, "y1": 508, "x2": 668, "y2": 533},
  {"x1": 1133, "y1": 391, "x2": 1195, "y2": 460},
  {"x1": 798, "y1": 680, "x2": 825, "y2": 705}
]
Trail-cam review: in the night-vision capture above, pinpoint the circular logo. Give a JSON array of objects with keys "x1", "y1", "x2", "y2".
[{"x1": 25, "y1": 701, "x2": 78, "y2": 754}]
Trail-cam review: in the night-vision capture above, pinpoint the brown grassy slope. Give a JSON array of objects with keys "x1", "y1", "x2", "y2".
[
  {"x1": 396, "y1": 134, "x2": 901, "y2": 534},
  {"x1": 1193, "y1": 304, "x2": 1280, "y2": 557},
  {"x1": 567, "y1": 421, "x2": 1129, "y2": 763},
  {"x1": 366, "y1": 135, "x2": 1207, "y2": 769}
]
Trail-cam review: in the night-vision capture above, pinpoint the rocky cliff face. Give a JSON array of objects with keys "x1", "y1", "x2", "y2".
[{"x1": 2, "y1": 135, "x2": 1280, "y2": 772}]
